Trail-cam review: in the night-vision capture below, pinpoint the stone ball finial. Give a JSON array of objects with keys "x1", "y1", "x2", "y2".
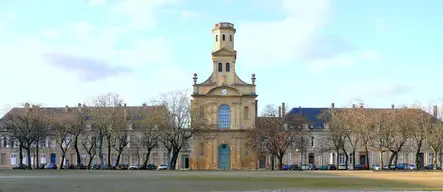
[
  {"x1": 193, "y1": 73, "x2": 198, "y2": 85},
  {"x1": 194, "y1": 73, "x2": 197, "y2": 77},
  {"x1": 251, "y1": 73, "x2": 256, "y2": 84}
]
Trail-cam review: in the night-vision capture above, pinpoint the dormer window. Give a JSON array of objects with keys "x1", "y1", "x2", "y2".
[
  {"x1": 218, "y1": 63, "x2": 222, "y2": 72},
  {"x1": 226, "y1": 63, "x2": 230, "y2": 72},
  {"x1": 222, "y1": 34, "x2": 225, "y2": 41},
  {"x1": 230, "y1": 35, "x2": 232, "y2": 41},
  {"x1": 216, "y1": 35, "x2": 218, "y2": 42}
]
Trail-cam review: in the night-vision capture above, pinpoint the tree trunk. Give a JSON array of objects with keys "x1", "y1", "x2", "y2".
[
  {"x1": 19, "y1": 144, "x2": 23, "y2": 166},
  {"x1": 107, "y1": 136, "x2": 111, "y2": 168},
  {"x1": 36, "y1": 139, "x2": 40, "y2": 168},
  {"x1": 415, "y1": 140, "x2": 422, "y2": 170},
  {"x1": 336, "y1": 150, "x2": 340, "y2": 167},
  {"x1": 136, "y1": 148, "x2": 140, "y2": 167},
  {"x1": 365, "y1": 147, "x2": 370, "y2": 170},
  {"x1": 394, "y1": 153, "x2": 399, "y2": 167},
  {"x1": 74, "y1": 134, "x2": 81, "y2": 168},
  {"x1": 98, "y1": 136, "x2": 104, "y2": 166},
  {"x1": 432, "y1": 148, "x2": 438, "y2": 170},
  {"x1": 388, "y1": 151, "x2": 396, "y2": 168},
  {"x1": 116, "y1": 150, "x2": 122, "y2": 166},
  {"x1": 170, "y1": 149, "x2": 180, "y2": 170},
  {"x1": 379, "y1": 151, "x2": 383, "y2": 169},
  {"x1": 352, "y1": 149, "x2": 356, "y2": 170},
  {"x1": 278, "y1": 155, "x2": 284, "y2": 170},
  {"x1": 143, "y1": 150, "x2": 152, "y2": 168},
  {"x1": 271, "y1": 154, "x2": 275, "y2": 170},
  {"x1": 87, "y1": 155, "x2": 94, "y2": 169},
  {"x1": 342, "y1": 148, "x2": 349, "y2": 169},
  {"x1": 60, "y1": 154, "x2": 65, "y2": 170},
  {"x1": 26, "y1": 147, "x2": 32, "y2": 170}
]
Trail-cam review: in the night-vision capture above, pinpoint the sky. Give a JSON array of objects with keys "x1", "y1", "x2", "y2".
[{"x1": 0, "y1": 0, "x2": 442, "y2": 115}]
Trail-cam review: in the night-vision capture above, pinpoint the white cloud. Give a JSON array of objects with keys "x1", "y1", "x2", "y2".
[
  {"x1": 336, "y1": 79, "x2": 417, "y2": 100},
  {"x1": 108, "y1": 0, "x2": 177, "y2": 30},
  {"x1": 181, "y1": 10, "x2": 199, "y2": 20},
  {"x1": 0, "y1": 0, "x2": 185, "y2": 115},
  {"x1": 235, "y1": 0, "x2": 378, "y2": 72}
]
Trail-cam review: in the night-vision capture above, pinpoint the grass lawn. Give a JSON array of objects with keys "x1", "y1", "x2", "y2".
[{"x1": 0, "y1": 170, "x2": 441, "y2": 192}]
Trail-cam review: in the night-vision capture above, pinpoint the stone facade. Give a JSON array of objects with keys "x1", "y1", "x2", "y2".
[{"x1": 190, "y1": 22, "x2": 258, "y2": 170}]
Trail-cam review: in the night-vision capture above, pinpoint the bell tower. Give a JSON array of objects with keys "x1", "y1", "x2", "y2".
[
  {"x1": 212, "y1": 22, "x2": 236, "y2": 52},
  {"x1": 211, "y1": 22, "x2": 237, "y2": 86}
]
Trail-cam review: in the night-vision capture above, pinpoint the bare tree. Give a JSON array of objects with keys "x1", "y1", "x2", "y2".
[
  {"x1": 313, "y1": 136, "x2": 332, "y2": 166},
  {"x1": 135, "y1": 107, "x2": 160, "y2": 169},
  {"x1": 366, "y1": 110, "x2": 393, "y2": 169},
  {"x1": 81, "y1": 133, "x2": 97, "y2": 169},
  {"x1": 129, "y1": 135, "x2": 143, "y2": 167},
  {"x1": 51, "y1": 113, "x2": 73, "y2": 169},
  {"x1": 424, "y1": 104, "x2": 443, "y2": 170},
  {"x1": 110, "y1": 107, "x2": 130, "y2": 166},
  {"x1": 247, "y1": 105, "x2": 301, "y2": 170},
  {"x1": 386, "y1": 107, "x2": 414, "y2": 167},
  {"x1": 3, "y1": 104, "x2": 50, "y2": 169},
  {"x1": 64, "y1": 105, "x2": 87, "y2": 168},
  {"x1": 153, "y1": 90, "x2": 207, "y2": 170},
  {"x1": 88, "y1": 93, "x2": 123, "y2": 167},
  {"x1": 318, "y1": 108, "x2": 347, "y2": 167}
]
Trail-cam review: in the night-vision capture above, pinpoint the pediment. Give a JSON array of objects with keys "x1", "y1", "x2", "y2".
[
  {"x1": 206, "y1": 86, "x2": 242, "y2": 96},
  {"x1": 212, "y1": 47, "x2": 236, "y2": 57}
]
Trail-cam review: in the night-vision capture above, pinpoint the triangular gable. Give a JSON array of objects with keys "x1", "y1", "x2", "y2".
[{"x1": 212, "y1": 47, "x2": 235, "y2": 56}]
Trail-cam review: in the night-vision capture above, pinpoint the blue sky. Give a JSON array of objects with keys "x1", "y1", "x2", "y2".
[{"x1": 0, "y1": 0, "x2": 442, "y2": 115}]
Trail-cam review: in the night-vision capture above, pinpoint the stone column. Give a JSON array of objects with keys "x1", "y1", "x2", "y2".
[
  {"x1": 213, "y1": 137, "x2": 218, "y2": 169},
  {"x1": 235, "y1": 137, "x2": 241, "y2": 169},
  {"x1": 207, "y1": 137, "x2": 213, "y2": 170}
]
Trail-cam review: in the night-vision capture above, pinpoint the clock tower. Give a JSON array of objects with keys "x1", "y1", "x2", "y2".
[{"x1": 191, "y1": 22, "x2": 258, "y2": 170}]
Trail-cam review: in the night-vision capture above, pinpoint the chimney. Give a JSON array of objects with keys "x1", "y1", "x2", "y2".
[
  {"x1": 65, "y1": 105, "x2": 69, "y2": 112},
  {"x1": 391, "y1": 104, "x2": 394, "y2": 109},
  {"x1": 352, "y1": 104, "x2": 356, "y2": 108},
  {"x1": 82, "y1": 103, "x2": 86, "y2": 108},
  {"x1": 331, "y1": 103, "x2": 335, "y2": 109},
  {"x1": 282, "y1": 102, "x2": 286, "y2": 117},
  {"x1": 78, "y1": 103, "x2": 82, "y2": 111},
  {"x1": 24, "y1": 103, "x2": 30, "y2": 108},
  {"x1": 124, "y1": 103, "x2": 127, "y2": 118},
  {"x1": 433, "y1": 105, "x2": 438, "y2": 117},
  {"x1": 142, "y1": 103, "x2": 147, "y2": 107},
  {"x1": 360, "y1": 103, "x2": 364, "y2": 108},
  {"x1": 278, "y1": 106, "x2": 282, "y2": 117}
]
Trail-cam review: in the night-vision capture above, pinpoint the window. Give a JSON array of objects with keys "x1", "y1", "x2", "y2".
[
  {"x1": 122, "y1": 153, "x2": 127, "y2": 164},
  {"x1": 339, "y1": 153, "x2": 345, "y2": 164},
  {"x1": 230, "y1": 34, "x2": 232, "y2": 41},
  {"x1": 428, "y1": 153, "x2": 434, "y2": 164},
  {"x1": 131, "y1": 153, "x2": 137, "y2": 165},
  {"x1": 370, "y1": 152, "x2": 374, "y2": 166},
  {"x1": 199, "y1": 143, "x2": 205, "y2": 155},
  {"x1": 153, "y1": 153, "x2": 158, "y2": 165},
  {"x1": 81, "y1": 153, "x2": 86, "y2": 165},
  {"x1": 218, "y1": 63, "x2": 222, "y2": 72},
  {"x1": 218, "y1": 104, "x2": 231, "y2": 129},
  {"x1": 243, "y1": 106, "x2": 249, "y2": 120},
  {"x1": 349, "y1": 152, "x2": 353, "y2": 165},
  {"x1": 226, "y1": 63, "x2": 230, "y2": 72},
  {"x1": 111, "y1": 153, "x2": 116, "y2": 165},
  {"x1": 199, "y1": 106, "x2": 204, "y2": 117},
  {"x1": 222, "y1": 34, "x2": 225, "y2": 41},
  {"x1": 163, "y1": 152, "x2": 169, "y2": 164},
  {"x1": 2, "y1": 137, "x2": 6, "y2": 147},
  {"x1": 216, "y1": 35, "x2": 218, "y2": 42}
]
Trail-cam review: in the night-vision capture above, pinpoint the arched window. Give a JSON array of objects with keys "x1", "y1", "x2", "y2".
[
  {"x1": 222, "y1": 34, "x2": 226, "y2": 41},
  {"x1": 218, "y1": 63, "x2": 222, "y2": 72},
  {"x1": 230, "y1": 35, "x2": 232, "y2": 41},
  {"x1": 218, "y1": 104, "x2": 230, "y2": 129},
  {"x1": 243, "y1": 106, "x2": 249, "y2": 120},
  {"x1": 226, "y1": 63, "x2": 230, "y2": 72},
  {"x1": 216, "y1": 35, "x2": 218, "y2": 42}
]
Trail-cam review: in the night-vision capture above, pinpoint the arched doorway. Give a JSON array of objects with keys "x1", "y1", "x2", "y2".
[{"x1": 218, "y1": 144, "x2": 231, "y2": 169}]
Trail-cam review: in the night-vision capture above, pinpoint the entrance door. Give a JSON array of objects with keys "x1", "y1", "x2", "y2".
[
  {"x1": 360, "y1": 155, "x2": 367, "y2": 165},
  {"x1": 218, "y1": 144, "x2": 231, "y2": 169},
  {"x1": 50, "y1": 153, "x2": 56, "y2": 164},
  {"x1": 419, "y1": 153, "x2": 425, "y2": 167},
  {"x1": 259, "y1": 156, "x2": 266, "y2": 169},
  {"x1": 308, "y1": 153, "x2": 314, "y2": 164},
  {"x1": 182, "y1": 155, "x2": 189, "y2": 169}
]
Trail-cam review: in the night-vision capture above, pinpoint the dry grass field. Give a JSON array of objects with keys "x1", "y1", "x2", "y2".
[{"x1": 0, "y1": 170, "x2": 442, "y2": 191}]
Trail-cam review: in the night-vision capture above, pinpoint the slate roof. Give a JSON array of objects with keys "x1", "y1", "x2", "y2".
[{"x1": 285, "y1": 107, "x2": 433, "y2": 129}]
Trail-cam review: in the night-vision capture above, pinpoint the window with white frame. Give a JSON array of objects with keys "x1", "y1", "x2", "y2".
[
  {"x1": 339, "y1": 153, "x2": 345, "y2": 164},
  {"x1": 409, "y1": 153, "x2": 414, "y2": 164},
  {"x1": 370, "y1": 152, "x2": 374, "y2": 166},
  {"x1": 288, "y1": 153, "x2": 293, "y2": 164},
  {"x1": 40, "y1": 154, "x2": 46, "y2": 164},
  {"x1": 428, "y1": 153, "x2": 434, "y2": 164},
  {"x1": 398, "y1": 153, "x2": 404, "y2": 163},
  {"x1": 122, "y1": 153, "x2": 127, "y2": 164},
  {"x1": 153, "y1": 153, "x2": 158, "y2": 165},
  {"x1": 10, "y1": 153, "x2": 16, "y2": 165},
  {"x1": 131, "y1": 153, "x2": 137, "y2": 165},
  {"x1": 349, "y1": 153, "x2": 353, "y2": 165},
  {"x1": 81, "y1": 153, "x2": 87, "y2": 165},
  {"x1": 163, "y1": 152, "x2": 169, "y2": 164},
  {"x1": 111, "y1": 153, "x2": 116, "y2": 165}
]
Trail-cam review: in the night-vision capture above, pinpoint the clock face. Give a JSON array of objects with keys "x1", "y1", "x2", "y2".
[{"x1": 221, "y1": 89, "x2": 227, "y2": 95}]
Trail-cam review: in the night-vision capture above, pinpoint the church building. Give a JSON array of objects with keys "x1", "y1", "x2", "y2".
[{"x1": 190, "y1": 22, "x2": 259, "y2": 170}]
